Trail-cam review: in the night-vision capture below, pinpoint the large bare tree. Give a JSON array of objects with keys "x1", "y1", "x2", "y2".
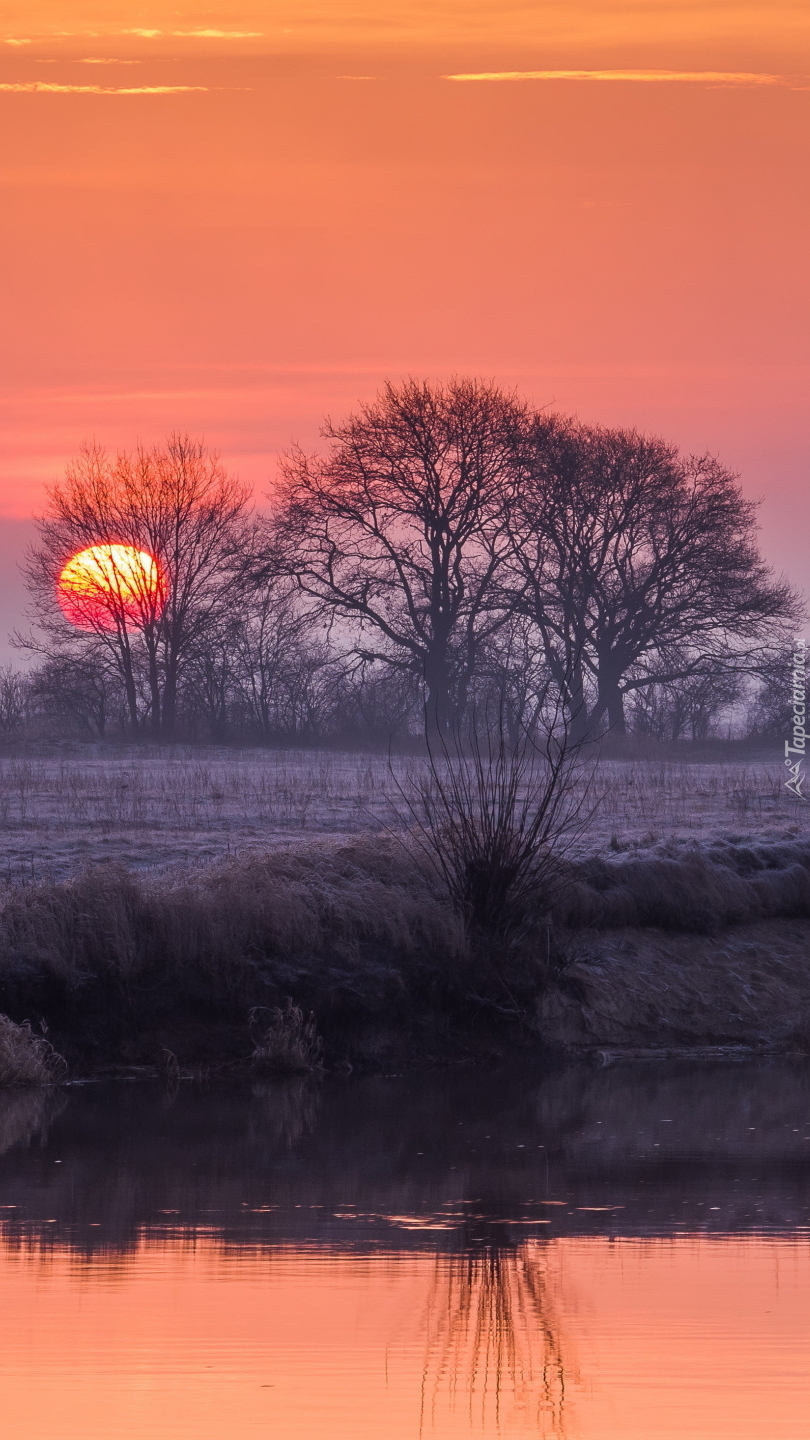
[
  {"x1": 269, "y1": 378, "x2": 530, "y2": 737},
  {"x1": 506, "y1": 418, "x2": 802, "y2": 739},
  {"x1": 22, "y1": 434, "x2": 250, "y2": 737}
]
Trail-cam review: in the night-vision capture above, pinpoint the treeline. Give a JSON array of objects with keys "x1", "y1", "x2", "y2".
[
  {"x1": 6, "y1": 379, "x2": 802, "y2": 747},
  {"x1": 0, "y1": 632, "x2": 794, "y2": 746}
]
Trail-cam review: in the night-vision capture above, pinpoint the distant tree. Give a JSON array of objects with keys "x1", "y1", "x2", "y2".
[
  {"x1": 180, "y1": 614, "x2": 241, "y2": 741},
  {"x1": 468, "y1": 616, "x2": 553, "y2": 749},
  {"x1": 226, "y1": 572, "x2": 336, "y2": 740},
  {"x1": 327, "y1": 657, "x2": 422, "y2": 741},
  {"x1": 506, "y1": 419, "x2": 802, "y2": 739},
  {"x1": 22, "y1": 435, "x2": 250, "y2": 738},
  {"x1": 626, "y1": 654, "x2": 743, "y2": 743},
  {"x1": 744, "y1": 646, "x2": 798, "y2": 740},
  {"x1": 30, "y1": 651, "x2": 120, "y2": 739},
  {"x1": 0, "y1": 665, "x2": 31, "y2": 736},
  {"x1": 269, "y1": 378, "x2": 530, "y2": 738}
]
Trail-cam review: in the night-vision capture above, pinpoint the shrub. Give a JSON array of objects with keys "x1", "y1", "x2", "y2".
[{"x1": 391, "y1": 699, "x2": 598, "y2": 945}]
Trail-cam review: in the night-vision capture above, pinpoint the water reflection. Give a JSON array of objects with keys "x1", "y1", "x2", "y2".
[
  {"x1": 421, "y1": 1232, "x2": 568, "y2": 1437},
  {"x1": 0, "y1": 1062, "x2": 808, "y2": 1438},
  {"x1": 248, "y1": 1075, "x2": 322, "y2": 1149},
  {"x1": 0, "y1": 1084, "x2": 66, "y2": 1157},
  {"x1": 1, "y1": 1060, "x2": 809, "y2": 1255}
]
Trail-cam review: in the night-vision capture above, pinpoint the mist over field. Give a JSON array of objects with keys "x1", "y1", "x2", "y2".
[{"x1": 0, "y1": 748, "x2": 802, "y2": 885}]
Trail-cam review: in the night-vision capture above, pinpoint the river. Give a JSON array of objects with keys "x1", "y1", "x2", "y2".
[{"x1": 1, "y1": 1061, "x2": 808, "y2": 1437}]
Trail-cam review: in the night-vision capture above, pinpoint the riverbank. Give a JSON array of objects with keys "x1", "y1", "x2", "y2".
[{"x1": 0, "y1": 834, "x2": 809, "y2": 1079}]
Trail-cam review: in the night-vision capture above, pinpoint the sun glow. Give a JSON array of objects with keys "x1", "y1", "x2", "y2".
[{"x1": 57, "y1": 543, "x2": 165, "y2": 630}]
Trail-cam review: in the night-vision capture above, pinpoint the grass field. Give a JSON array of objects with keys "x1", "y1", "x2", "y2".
[
  {"x1": 0, "y1": 745, "x2": 806, "y2": 885},
  {"x1": 0, "y1": 744, "x2": 808, "y2": 1076}
]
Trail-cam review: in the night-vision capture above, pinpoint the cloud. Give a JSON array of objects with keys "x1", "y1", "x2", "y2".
[
  {"x1": 3, "y1": 38, "x2": 31, "y2": 46},
  {"x1": 444, "y1": 69, "x2": 803, "y2": 88},
  {"x1": 122, "y1": 28, "x2": 263, "y2": 39},
  {"x1": 171, "y1": 30, "x2": 263, "y2": 39},
  {"x1": 80, "y1": 58, "x2": 141, "y2": 66},
  {"x1": 0, "y1": 82, "x2": 209, "y2": 95}
]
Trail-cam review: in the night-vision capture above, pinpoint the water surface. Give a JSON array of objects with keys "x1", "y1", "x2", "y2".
[{"x1": 1, "y1": 1062, "x2": 809, "y2": 1438}]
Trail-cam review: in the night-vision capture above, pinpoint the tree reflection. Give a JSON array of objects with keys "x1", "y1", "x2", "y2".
[
  {"x1": 0, "y1": 1087, "x2": 66, "y2": 1159},
  {"x1": 420, "y1": 1220, "x2": 570, "y2": 1436},
  {"x1": 248, "y1": 1076, "x2": 322, "y2": 1148}
]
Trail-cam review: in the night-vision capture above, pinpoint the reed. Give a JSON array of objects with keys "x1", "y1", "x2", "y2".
[
  {"x1": 250, "y1": 999, "x2": 324, "y2": 1073},
  {"x1": 0, "y1": 1014, "x2": 66, "y2": 1087}
]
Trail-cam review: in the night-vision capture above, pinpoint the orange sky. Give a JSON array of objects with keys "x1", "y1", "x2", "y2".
[{"x1": 1, "y1": 2, "x2": 808, "y2": 650}]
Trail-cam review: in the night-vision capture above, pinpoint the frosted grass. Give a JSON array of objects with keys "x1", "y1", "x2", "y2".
[{"x1": 0, "y1": 747, "x2": 805, "y2": 884}]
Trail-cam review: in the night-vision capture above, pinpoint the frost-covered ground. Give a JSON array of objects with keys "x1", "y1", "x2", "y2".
[{"x1": 0, "y1": 746, "x2": 807, "y2": 885}]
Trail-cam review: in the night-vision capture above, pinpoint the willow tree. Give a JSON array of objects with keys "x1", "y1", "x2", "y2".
[{"x1": 268, "y1": 377, "x2": 530, "y2": 737}]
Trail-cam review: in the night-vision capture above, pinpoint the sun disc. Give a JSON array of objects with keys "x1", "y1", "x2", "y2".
[{"x1": 57, "y1": 543, "x2": 166, "y2": 631}]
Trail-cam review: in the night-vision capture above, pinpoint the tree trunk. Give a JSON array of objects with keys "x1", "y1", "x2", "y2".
[
  {"x1": 145, "y1": 637, "x2": 162, "y2": 736},
  {"x1": 161, "y1": 665, "x2": 177, "y2": 739},
  {"x1": 117, "y1": 642, "x2": 140, "y2": 734},
  {"x1": 594, "y1": 662, "x2": 626, "y2": 737},
  {"x1": 606, "y1": 686, "x2": 626, "y2": 736},
  {"x1": 423, "y1": 645, "x2": 453, "y2": 745},
  {"x1": 564, "y1": 658, "x2": 590, "y2": 745}
]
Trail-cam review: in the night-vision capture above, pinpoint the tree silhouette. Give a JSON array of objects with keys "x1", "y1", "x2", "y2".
[
  {"x1": 271, "y1": 377, "x2": 529, "y2": 738},
  {"x1": 22, "y1": 435, "x2": 249, "y2": 737},
  {"x1": 507, "y1": 418, "x2": 802, "y2": 739}
]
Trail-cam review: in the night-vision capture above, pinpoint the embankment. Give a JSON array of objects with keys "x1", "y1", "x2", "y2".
[{"x1": 0, "y1": 834, "x2": 808, "y2": 1076}]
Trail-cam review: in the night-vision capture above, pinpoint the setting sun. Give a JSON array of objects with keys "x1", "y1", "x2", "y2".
[{"x1": 57, "y1": 542, "x2": 165, "y2": 630}]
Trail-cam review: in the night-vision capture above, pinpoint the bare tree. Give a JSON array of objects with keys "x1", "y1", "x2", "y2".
[
  {"x1": 30, "y1": 651, "x2": 120, "y2": 739},
  {"x1": 468, "y1": 615, "x2": 553, "y2": 748},
  {"x1": 180, "y1": 614, "x2": 242, "y2": 741},
  {"x1": 269, "y1": 378, "x2": 529, "y2": 739},
  {"x1": 228, "y1": 574, "x2": 334, "y2": 740},
  {"x1": 0, "y1": 666, "x2": 31, "y2": 736},
  {"x1": 22, "y1": 435, "x2": 250, "y2": 738},
  {"x1": 328, "y1": 657, "x2": 421, "y2": 741},
  {"x1": 507, "y1": 418, "x2": 802, "y2": 740},
  {"x1": 627, "y1": 653, "x2": 743, "y2": 742},
  {"x1": 744, "y1": 646, "x2": 797, "y2": 740}
]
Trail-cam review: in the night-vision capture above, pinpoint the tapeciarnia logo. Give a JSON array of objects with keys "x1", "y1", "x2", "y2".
[{"x1": 785, "y1": 637, "x2": 808, "y2": 799}]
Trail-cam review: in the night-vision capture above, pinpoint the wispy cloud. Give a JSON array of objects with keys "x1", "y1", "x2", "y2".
[
  {"x1": 444, "y1": 69, "x2": 803, "y2": 88},
  {"x1": 123, "y1": 28, "x2": 262, "y2": 39},
  {"x1": 0, "y1": 82, "x2": 209, "y2": 95},
  {"x1": 172, "y1": 30, "x2": 263, "y2": 39},
  {"x1": 4, "y1": 27, "x2": 263, "y2": 46},
  {"x1": 80, "y1": 58, "x2": 141, "y2": 66}
]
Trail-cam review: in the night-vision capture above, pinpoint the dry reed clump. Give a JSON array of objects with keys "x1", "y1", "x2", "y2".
[
  {"x1": 0, "y1": 1014, "x2": 66, "y2": 1086},
  {"x1": 0, "y1": 863, "x2": 145, "y2": 982},
  {"x1": 1, "y1": 833, "x2": 809, "y2": 1070},
  {"x1": 552, "y1": 840, "x2": 810, "y2": 934},
  {"x1": 150, "y1": 837, "x2": 465, "y2": 988},
  {"x1": 0, "y1": 837, "x2": 808, "y2": 999},
  {"x1": 0, "y1": 837, "x2": 465, "y2": 1003},
  {"x1": 250, "y1": 999, "x2": 324, "y2": 1073}
]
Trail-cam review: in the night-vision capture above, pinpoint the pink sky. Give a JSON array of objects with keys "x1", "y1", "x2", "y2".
[{"x1": 1, "y1": 2, "x2": 808, "y2": 655}]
